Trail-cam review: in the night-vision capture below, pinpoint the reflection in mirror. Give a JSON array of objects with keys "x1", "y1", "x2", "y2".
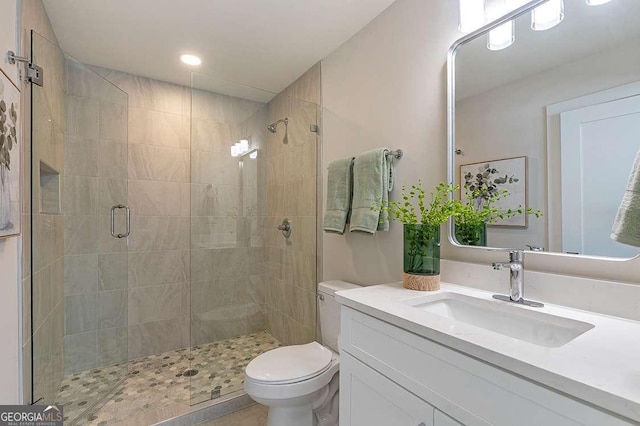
[{"x1": 451, "y1": 0, "x2": 640, "y2": 258}]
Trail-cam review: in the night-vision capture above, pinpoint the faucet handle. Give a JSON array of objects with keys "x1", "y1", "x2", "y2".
[{"x1": 525, "y1": 244, "x2": 544, "y2": 252}]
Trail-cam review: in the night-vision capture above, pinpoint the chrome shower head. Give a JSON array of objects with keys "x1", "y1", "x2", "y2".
[{"x1": 267, "y1": 118, "x2": 288, "y2": 134}]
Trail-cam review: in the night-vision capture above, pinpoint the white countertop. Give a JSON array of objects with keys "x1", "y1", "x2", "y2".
[{"x1": 336, "y1": 282, "x2": 640, "y2": 423}]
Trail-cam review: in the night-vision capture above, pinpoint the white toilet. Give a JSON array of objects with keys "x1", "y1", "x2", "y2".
[{"x1": 244, "y1": 280, "x2": 360, "y2": 426}]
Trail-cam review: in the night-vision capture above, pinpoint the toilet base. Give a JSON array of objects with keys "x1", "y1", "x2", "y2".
[{"x1": 267, "y1": 404, "x2": 314, "y2": 426}]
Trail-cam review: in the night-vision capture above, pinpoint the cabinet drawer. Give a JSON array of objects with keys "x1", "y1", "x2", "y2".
[
  {"x1": 340, "y1": 351, "x2": 434, "y2": 426},
  {"x1": 341, "y1": 307, "x2": 633, "y2": 426}
]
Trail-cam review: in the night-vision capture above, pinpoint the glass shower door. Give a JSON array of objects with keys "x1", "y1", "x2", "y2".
[{"x1": 30, "y1": 31, "x2": 129, "y2": 424}]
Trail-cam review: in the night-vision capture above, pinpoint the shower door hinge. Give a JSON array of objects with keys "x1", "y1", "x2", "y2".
[
  {"x1": 7, "y1": 50, "x2": 44, "y2": 87},
  {"x1": 26, "y1": 63, "x2": 44, "y2": 87}
]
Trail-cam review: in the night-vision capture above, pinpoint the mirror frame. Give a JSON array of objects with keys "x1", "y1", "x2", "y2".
[{"x1": 446, "y1": 0, "x2": 638, "y2": 263}]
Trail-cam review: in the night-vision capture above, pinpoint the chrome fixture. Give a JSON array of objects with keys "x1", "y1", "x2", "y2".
[
  {"x1": 525, "y1": 244, "x2": 544, "y2": 252},
  {"x1": 277, "y1": 218, "x2": 292, "y2": 239},
  {"x1": 7, "y1": 50, "x2": 44, "y2": 86},
  {"x1": 267, "y1": 118, "x2": 289, "y2": 144},
  {"x1": 491, "y1": 250, "x2": 543, "y2": 307},
  {"x1": 386, "y1": 149, "x2": 403, "y2": 160},
  {"x1": 110, "y1": 204, "x2": 131, "y2": 239},
  {"x1": 267, "y1": 118, "x2": 288, "y2": 133}
]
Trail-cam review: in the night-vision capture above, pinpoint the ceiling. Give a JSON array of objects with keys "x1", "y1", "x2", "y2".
[
  {"x1": 42, "y1": 0, "x2": 396, "y2": 101},
  {"x1": 456, "y1": 0, "x2": 640, "y2": 101}
]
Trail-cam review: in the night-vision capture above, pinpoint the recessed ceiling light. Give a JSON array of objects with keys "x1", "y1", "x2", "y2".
[{"x1": 180, "y1": 54, "x2": 201, "y2": 66}]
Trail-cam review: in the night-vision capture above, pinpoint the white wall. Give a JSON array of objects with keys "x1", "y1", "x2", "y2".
[
  {"x1": 321, "y1": 0, "x2": 640, "y2": 285},
  {"x1": 321, "y1": 0, "x2": 459, "y2": 285},
  {"x1": 0, "y1": 0, "x2": 21, "y2": 405}
]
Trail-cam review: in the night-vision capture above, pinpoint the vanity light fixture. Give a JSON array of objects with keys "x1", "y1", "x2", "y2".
[
  {"x1": 531, "y1": 0, "x2": 564, "y2": 31},
  {"x1": 231, "y1": 139, "x2": 251, "y2": 157},
  {"x1": 458, "y1": 0, "x2": 486, "y2": 32},
  {"x1": 180, "y1": 54, "x2": 201, "y2": 66},
  {"x1": 586, "y1": 0, "x2": 612, "y2": 4},
  {"x1": 249, "y1": 150, "x2": 258, "y2": 159},
  {"x1": 488, "y1": 20, "x2": 515, "y2": 50}
]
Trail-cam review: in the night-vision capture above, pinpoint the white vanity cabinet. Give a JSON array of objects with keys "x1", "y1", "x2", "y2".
[{"x1": 339, "y1": 306, "x2": 635, "y2": 426}]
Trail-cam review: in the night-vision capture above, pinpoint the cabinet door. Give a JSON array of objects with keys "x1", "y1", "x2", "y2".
[
  {"x1": 435, "y1": 410, "x2": 464, "y2": 426},
  {"x1": 340, "y1": 352, "x2": 434, "y2": 426}
]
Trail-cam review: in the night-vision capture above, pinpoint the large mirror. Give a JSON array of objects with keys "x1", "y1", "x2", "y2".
[{"x1": 449, "y1": 0, "x2": 640, "y2": 258}]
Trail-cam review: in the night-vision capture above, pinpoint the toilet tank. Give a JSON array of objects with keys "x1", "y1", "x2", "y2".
[{"x1": 318, "y1": 280, "x2": 361, "y2": 352}]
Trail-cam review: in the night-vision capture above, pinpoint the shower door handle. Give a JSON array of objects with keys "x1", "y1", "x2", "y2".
[{"x1": 110, "y1": 204, "x2": 131, "y2": 238}]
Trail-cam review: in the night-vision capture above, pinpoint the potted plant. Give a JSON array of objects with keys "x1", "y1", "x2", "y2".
[
  {"x1": 376, "y1": 181, "x2": 461, "y2": 291},
  {"x1": 455, "y1": 168, "x2": 542, "y2": 246}
]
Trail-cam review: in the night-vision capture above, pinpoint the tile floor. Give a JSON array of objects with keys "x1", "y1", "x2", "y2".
[
  {"x1": 55, "y1": 331, "x2": 280, "y2": 425},
  {"x1": 198, "y1": 404, "x2": 268, "y2": 426}
]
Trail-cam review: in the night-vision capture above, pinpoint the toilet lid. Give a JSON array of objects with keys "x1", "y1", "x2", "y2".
[{"x1": 245, "y1": 342, "x2": 333, "y2": 384}]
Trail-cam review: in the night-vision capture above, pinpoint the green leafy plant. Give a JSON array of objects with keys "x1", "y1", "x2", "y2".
[
  {"x1": 375, "y1": 181, "x2": 461, "y2": 226},
  {"x1": 373, "y1": 181, "x2": 462, "y2": 275}
]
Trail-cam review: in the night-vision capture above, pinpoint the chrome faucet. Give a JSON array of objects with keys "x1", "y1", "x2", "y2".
[{"x1": 491, "y1": 250, "x2": 543, "y2": 308}]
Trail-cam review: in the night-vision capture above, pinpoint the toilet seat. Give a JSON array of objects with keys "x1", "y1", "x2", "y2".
[{"x1": 246, "y1": 342, "x2": 333, "y2": 385}]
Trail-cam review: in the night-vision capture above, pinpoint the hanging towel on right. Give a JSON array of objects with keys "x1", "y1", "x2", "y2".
[
  {"x1": 350, "y1": 148, "x2": 394, "y2": 234},
  {"x1": 611, "y1": 149, "x2": 640, "y2": 247}
]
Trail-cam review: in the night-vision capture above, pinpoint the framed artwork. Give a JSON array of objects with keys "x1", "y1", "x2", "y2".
[
  {"x1": 0, "y1": 68, "x2": 20, "y2": 238},
  {"x1": 460, "y1": 156, "x2": 528, "y2": 227}
]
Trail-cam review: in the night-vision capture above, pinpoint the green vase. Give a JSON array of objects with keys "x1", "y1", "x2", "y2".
[
  {"x1": 454, "y1": 221, "x2": 487, "y2": 247},
  {"x1": 403, "y1": 223, "x2": 440, "y2": 276}
]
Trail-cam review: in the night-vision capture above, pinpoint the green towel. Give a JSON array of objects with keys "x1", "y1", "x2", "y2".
[
  {"x1": 350, "y1": 148, "x2": 394, "y2": 234},
  {"x1": 611, "y1": 150, "x2": 640, "y2": 247},
  {"x1": 323, "y1": 157, "x2": 355, "y2": 234}
]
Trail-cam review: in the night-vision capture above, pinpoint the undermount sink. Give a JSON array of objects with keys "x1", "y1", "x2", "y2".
[{"x1": 404, "y1": 292, "x2": 594, "y2": 348}]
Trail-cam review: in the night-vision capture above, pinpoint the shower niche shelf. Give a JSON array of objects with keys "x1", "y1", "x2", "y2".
[{"x1": 39, "y1": 161, "x2": 61, "y2": 214}]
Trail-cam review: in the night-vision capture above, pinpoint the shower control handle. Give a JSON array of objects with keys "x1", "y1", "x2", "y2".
[
  {"x1": 110, "y1": 204, "x2": 131, "y2": 239},
  {"x1": 277, "y1": 218, "x2": 292, "y2": 239}
]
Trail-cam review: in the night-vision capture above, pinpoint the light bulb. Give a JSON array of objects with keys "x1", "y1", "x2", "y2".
[
  {"x1": 532, "y1": 0, "x2": 564, "y2": 31},
  {"x1": 249, "y1": 151, "x2": 258, "y2": 159},
  {"x1": 239, "y1": 139, "x2": 249, "y2": 153},
  {"x1": 586, "y1": 0, "x2": 612, "y2": 4},
  {"x1": 488, "y1": 21, "x2": 515, "y2": 50},
  {"x1": 180, "y1": 54, "x2": 201, "y2": 66},
  {"x1": 458, "y1": 0, "x2": 486, "y2": 32},
  {"x1": 231, "y1": 145, "x2": 239, "y2": 157}
]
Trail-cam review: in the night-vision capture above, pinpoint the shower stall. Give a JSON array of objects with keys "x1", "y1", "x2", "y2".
[{"x1": 28, "y1": 31, "x2": 321, "y2": 424}]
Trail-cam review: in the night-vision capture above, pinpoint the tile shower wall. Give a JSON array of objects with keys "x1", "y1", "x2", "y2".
[
  {"x1": 92, "y1": 67, "x2": 267, "y2": 359},
  {"x1": 62, "y1": 60, "x2": 128, "y2": 374},
  {"x1": 92, "y1": 66, "x2": 194, "y2": 361},
  {"x1": 190, "y1": 88, "x2": 266, "y2": 346},
  {"x1": 264, "y1": 64, "x2": 321, "y2": 345}
]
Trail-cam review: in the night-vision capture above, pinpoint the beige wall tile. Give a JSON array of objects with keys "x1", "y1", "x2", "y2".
[
  {"x1": 128, "y1": 318, "x2": 184, "y2": 360},
  {"x1": 128, "y1": 180, "x2": 190, "y2": 216},
  {"x1": 97, "y1": 327, "x2": 128, "y2": 367},
  {"x1": 64, "y1": 332, "x2": 97, "y2": 375},
  {"x1": 128, "y1": 216, "x2": 190, "y2": 251},
  {"x1": 129, "y1": 108, "x2": 189, "y2": 149},
  {"x1": 64, "y1": 254, "x2": 98, "y2": 295},
  {"x1": 64, "y1": 293, "x2": 97, "y2": 334},
  {"x1": 128, "y1": 144, "x2": 189, "y2": 182},
  {"x1": 128, "y1": 283, "x2": 183, "y2": 324},
  {"x1": 66, "y1": 96, "x2": 99, "y2": 138},
  {"x1": 128, "y1": 250, "x2": 189, "y2": 288},
  {"x1": 96, "y1": 289, "x2": 127, "y2": 329},
  {"x1": 97, "y1": 252, "x2": 127, "y2": 291},
  {"x1": 64, "y1": 135, "x2": 99, "y2": 177},
  {"x1": 99, "y1": 102, "x2": 127, "y2": 142}
]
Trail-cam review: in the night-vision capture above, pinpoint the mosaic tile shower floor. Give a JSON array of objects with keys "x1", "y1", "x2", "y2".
[{"x1": 55, "y1": 331, "x2": 280, "y2": 425}]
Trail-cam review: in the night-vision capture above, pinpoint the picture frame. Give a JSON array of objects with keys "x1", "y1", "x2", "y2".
[
  {"x1": 460, "y1": 156, "x2": 528, "y2": 227},
  {"x1": 0, "y1": 67, "x2": 21, "y2": 238}
]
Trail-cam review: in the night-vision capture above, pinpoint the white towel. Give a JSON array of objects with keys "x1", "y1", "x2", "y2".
[{"x1": 611, "y1": 149, "x2": 640, "y2": 247}]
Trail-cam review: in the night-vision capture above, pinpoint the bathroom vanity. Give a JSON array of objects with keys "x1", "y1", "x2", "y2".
[{"x1": 336, "y1": 283, "x2": 640, "y2": 426}]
